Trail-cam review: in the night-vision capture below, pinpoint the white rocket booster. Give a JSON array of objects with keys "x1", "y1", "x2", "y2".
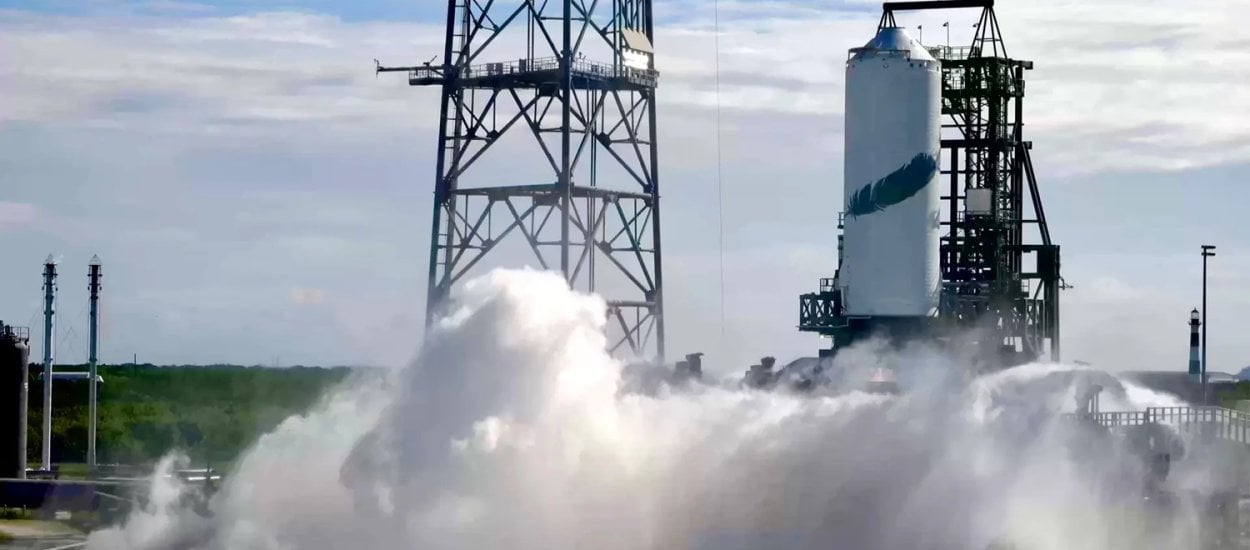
[{"x1": 840, "y1": 27, "x2": 942, "y2": 319}]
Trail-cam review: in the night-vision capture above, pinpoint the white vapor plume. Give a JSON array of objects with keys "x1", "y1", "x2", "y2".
[{"x1": 88, "y1": 268, "x2": 1225, "y2": 550}]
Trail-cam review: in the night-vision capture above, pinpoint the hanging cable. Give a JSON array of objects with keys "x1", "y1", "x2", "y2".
[
  {"x1": 60, "y1": 301, "x2": 88, "y2": 363},
  {"x1": 713, "y1": 0, "x2": 726, "y2": 345}
]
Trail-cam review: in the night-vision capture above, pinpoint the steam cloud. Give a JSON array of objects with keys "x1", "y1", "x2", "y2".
[{"x1": 87, "y1": 268, "x2": 1220, "y2": 550}]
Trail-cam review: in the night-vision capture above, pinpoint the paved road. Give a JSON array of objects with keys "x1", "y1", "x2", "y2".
[{"x1": 0, "y1": 537, "x2": 87, "y2": 550}]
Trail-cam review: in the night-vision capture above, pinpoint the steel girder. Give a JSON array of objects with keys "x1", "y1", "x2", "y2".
[{"x1": 380, "y1": 0, "x2": 664, "y2": 358}]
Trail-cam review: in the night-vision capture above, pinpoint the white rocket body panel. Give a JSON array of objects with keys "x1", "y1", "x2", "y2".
[{"x1": 841, "y1": 27, "x2": 941, "y2": 318}]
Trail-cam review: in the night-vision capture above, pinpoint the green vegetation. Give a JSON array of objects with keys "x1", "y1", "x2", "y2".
[
  {"x1": 0, "y1": 509, "x2": 32, "y2": 520},
  {"x1": 26, "y1": 364, "x2": 355, "y2": 469},
  {"x1": 1217, "y1": 382, "x2": 1250, "y2": 410}
]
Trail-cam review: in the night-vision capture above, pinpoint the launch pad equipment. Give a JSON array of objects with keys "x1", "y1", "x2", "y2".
[
  {"x1": 1, "y1": 323, "x2": 30, "y2": 480},
  {"x1": 799, "y1": 0, "x2": 1061, "y2": 367}
]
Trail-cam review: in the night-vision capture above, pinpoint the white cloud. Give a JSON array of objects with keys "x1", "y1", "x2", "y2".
[
  {"x1": 1, "y1": 2, "x2": 1248, "y2": 369},
  {"x1": 3, "y1": 1, "x2": 1248, "y2": 174},
  {"x1": 0, "y1": 11, "x2": 441, "y2": 135},
  {"x1": 290, "y1": 286, "x2": 328, "y2": 306},
  {"x1": 0, "y1": 201, "x2": 39, "y2": 230}
]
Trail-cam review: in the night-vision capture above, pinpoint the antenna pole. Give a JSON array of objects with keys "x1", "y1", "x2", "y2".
[
  {"x1": 88, "y1": 256, "x2": 102, "y2": 471},
  {"x1": 41, "y1": 256, "x2": 57, "y2": 471}
]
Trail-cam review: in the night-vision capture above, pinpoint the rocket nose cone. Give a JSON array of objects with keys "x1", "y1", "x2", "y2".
[
  {"x1": 89, "y1": 254, "x2": 102, "y2": 266},
  {"x1": 44, "y1": 254, "x2": 55, "y2": 264},
  {"x1": 852, "y1": 26, "x2": 936, "y2": 62}
]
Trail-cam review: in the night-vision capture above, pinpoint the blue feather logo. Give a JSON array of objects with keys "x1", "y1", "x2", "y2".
[{"x1": 846, "y1": 153, "x2": 938, "y2": 218}]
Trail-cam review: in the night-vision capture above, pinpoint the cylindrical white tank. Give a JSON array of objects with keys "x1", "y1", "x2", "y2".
[{"x1": 841, "y1": 26, "x2": 941, "y2": 318}]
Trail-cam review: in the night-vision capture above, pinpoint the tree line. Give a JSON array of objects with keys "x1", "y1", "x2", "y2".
[{"x1": 24, "y1": 363, "x2": 354, "y2": 468}]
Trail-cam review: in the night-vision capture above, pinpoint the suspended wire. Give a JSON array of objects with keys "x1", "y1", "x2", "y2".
[
  {"x1": 713, "y1": 0, "x2": 726, "y2": 344},
  {"x1": 62, "y1": 326, "x2": 81, "y2": 363},
  {"x1": 59, "y1": 301, "x2": 88, "y2": 364}
]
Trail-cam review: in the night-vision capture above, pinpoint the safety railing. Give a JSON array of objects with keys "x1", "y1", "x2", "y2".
[
  {"x1": 929, "y1": 46, "x2": 979, "y2": 61},
  {"x1": 1087, "y1": 407, "x2": 1250, "y2": 446},
  {"x1": 1, "y1": 324, "x2": 29, "y2": 340},
  {"x1": 409, "y1": 56, "x2": 659, "y2": 88},
  {"x1": 848, "y1": 47, "x2": 931, "y2": 62},
  {"x1": 1092, "y1": 410, "x2": 1150, "y2": 427},
  {"x1": 1150, "y1": 407, "x2": 1250, "y2": 445}
]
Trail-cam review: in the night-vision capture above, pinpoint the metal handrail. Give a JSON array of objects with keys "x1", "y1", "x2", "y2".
[
  {"x1": 1086, "y1": 406, "x2": 1250, "y2": 446},
  {"x1": 847, "y1": 47, "x2": 925, "y2": 61},
  {"x1": 410, "y1": 56, "x2": 659, "y2": 87},
  {"x1": 1, "y1": 324, "x2": 30, "y2": 340},
  {"x1": 929, "y1": 46, "x2": 978, "y2": 61}
]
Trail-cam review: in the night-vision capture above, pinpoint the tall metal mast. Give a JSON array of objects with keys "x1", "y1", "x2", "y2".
[
  {"x1": 88, "y1": 255, "x2": 102, "y2": 470},
  {"x1": 41, "y1": 255, "x2": 56, "y2": 471},
  {"x1": 379, "y1": 0, "x2": 665, "y2": 359}
]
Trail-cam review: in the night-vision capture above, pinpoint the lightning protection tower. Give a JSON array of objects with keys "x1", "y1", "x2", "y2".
[{"x1": 379, "y1": 0, "x2": 665, "y2": 358}]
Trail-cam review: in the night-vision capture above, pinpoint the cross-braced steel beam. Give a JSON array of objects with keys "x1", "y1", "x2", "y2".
[
  {"x1": 934, "y1": 5, "x2": 1059, "y2": 363},
  {"x1": 379, "y1": 0, "x2": 665, "y2": 359}
]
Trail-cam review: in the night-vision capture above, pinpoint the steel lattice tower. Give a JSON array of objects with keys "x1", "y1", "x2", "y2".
[
  {"x1": 926, "y1": 2, "x2": 1060, "y2": 363},
  {"x1": 380, "y1": 0, "x2": 664, "y2": 358}
]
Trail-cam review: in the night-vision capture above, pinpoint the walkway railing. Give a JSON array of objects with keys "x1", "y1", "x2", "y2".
[
  {"x1": 407, "y1": 56, "x2": 659, "y2": 88},
  {"x1": 1088, "y1": 406, "x2": 1250, "y2": 446}
]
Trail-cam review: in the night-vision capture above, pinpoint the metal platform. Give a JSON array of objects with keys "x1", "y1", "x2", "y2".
[{"x1": 398, "y1": 57, "x2": 658, "y2": 91}]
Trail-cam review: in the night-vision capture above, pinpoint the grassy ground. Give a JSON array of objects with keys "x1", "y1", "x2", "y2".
[
  {"x1": 0, "y1": 519, "x2": 83, "y2": 539},
  {"x1": 55, "y1": 463, "x2": 90, "y2": 480},
  {"x1": 1218, "y1": 382, "x2": 1250, "y2": 409},
  {"x1": 0, "y1": 510, "x2": 31, "y2": 521}
]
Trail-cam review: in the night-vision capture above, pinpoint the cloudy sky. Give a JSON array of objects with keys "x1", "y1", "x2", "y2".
[{"x1": 1, "y1": 0, "x2": 1247, "y2": 373}]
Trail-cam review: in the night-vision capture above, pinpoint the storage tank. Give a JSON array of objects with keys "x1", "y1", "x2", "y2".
[
  {"x1": 841, "y1": 26, "x2": 941, "y2": 318},
  {"x1": 0, "y1": 324, "x2": 30, "y2": 479}
]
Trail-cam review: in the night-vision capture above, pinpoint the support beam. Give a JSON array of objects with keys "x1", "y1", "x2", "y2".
[{"x1": 883, "y1": 0, "x2": 993, "y2": 12}]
